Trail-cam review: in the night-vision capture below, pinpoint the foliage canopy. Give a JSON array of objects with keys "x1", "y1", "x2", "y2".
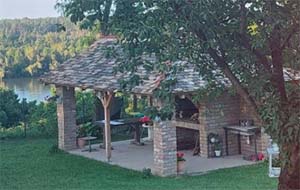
[{"x1": 110, "y1": 1, "x2": 300, "y2": 188}]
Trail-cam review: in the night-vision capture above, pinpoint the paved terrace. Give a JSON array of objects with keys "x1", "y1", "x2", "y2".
[{"x1": 69, "y1": 139, "x2": 256, "y2": 175}]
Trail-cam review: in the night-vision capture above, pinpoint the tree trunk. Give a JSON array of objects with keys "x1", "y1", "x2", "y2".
[
  {"x1": 268, "y1": 25, "x2": 300, "y2": 189},
  {"x1": 101, "y1": 0, "x2": 113, "y2": 35},
  {"x1": 193, "y1": 28, "x2": 262, "y2": 122},
  {"x1": 270, "y1": 25, "x2": 288, "y2": 102},
  {"x1": 206, "y1": 47, "x2": 261, "y2": 121},
  {"x1": 278, "y1": 142, "x2": 300, "y2": 190}
]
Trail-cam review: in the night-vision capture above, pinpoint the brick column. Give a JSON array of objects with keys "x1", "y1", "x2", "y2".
[
  {"x1": 56, "y1": 86, "x2": 77, "y2": 150},
  {"x1": 198, "y1": 104, "x2": 208, "y2": 157},
  {"x1": 153, "y1": 120, "x2": 177, "y2": 176}
]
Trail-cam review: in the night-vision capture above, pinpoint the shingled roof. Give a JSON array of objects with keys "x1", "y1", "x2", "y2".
[
  {"x1": 41, "y1": 38, "x2": 300, "y2": 95},
  {"x1": 40, "y1": 38, "x2": 221, "y2": 95}
]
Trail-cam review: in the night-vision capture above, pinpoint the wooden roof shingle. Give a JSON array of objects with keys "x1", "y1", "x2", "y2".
[
  {"x1": 40, "y1": 38, "x2": 300, "y2": 94},
  {"x1": 40, "y1": 38, "x2": 218, "y2": 94}
]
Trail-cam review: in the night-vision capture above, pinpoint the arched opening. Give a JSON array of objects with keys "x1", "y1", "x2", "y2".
[
  {"x1": 175, "y1": 96, "x2": 199, "y2": 123},
  {"x1": 174, "y1": 95, "x2": 200, "y2": 151}
]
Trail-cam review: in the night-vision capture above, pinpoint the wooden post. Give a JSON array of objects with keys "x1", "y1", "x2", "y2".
[
  {"x1": 104, "y1": 102, "x2": 111, "y2": 161},
  {"x1": 147, "y1": 96, "x2": 153, "y2": 107},
  {"x1": 96, "y1": 91, "x2": 113, "y2": 162}
]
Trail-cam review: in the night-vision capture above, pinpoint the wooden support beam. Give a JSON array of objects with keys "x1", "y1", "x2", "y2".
[
  {"x1": 96, "y1": 91, "x2": 113, "y2": 162},
  {"x1": 147, "y1": 96, "x2": 153, "y2": 107},
  {"x1": 104, "y1": 101, "x2": 111, "y2": 161}
]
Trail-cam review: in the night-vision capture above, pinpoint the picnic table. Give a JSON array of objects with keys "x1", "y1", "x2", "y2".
[
  {"x1": 223, "y1": 125, "x2": 260, "y2": 158},
  {"x1": 95, "y1": 118, "x2": 144, "y2": 146}
]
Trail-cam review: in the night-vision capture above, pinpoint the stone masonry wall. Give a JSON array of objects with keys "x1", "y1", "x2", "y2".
[
  {"x1": 200, "y1": 94, "x2": 270, "y2": 158},
  {"x1": 56, "y1": 86, "x2": 78, "y2": 150},
  {"x1": 240, "y1": 98, "x2": 270, "y2": 155},
  {"x1": 198, "y1": 104, "x2": 208, "y2": 156},
  {"x1": 201, "y1": 94, "x2": 241, "y2": 157},
  {"x1": 153, "y1": 121, "x2": 177, "y2": 176}
]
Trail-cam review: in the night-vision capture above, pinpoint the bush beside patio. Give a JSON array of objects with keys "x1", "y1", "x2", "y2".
[{"x1": 0, "y1": 138, "x2": 277, "y2": 190}]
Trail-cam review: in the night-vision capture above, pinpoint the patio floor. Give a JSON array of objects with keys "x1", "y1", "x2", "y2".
[{"x1": 69, "y1": 139, "x2": 256, "y2": 175}]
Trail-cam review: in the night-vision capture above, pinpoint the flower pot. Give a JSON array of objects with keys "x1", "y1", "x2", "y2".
[
  {"x1": 215, "y1": 150, "x2": 221, "y2": 157},
  {"x1": 272, "y1": 167, "x2": 281, "y2": 176},
  {"x1": 77, "y1": 138, "x2": 86, "y2": 149},
  {"x1": 177, "y1": 161, "x2": 185, "y2": 173}
]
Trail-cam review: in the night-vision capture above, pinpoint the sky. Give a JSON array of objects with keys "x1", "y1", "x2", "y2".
[{"x1": 0, "y1": 0, "x2": 60, "y2": 19}]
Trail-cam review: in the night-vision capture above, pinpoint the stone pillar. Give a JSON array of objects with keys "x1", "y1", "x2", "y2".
[
  {"x1": 153, "y1": 120, "x2": 177, "y2": 176},
  {"x1": 198, "y1": 104, "x2": 208, "y2": 157},
  {"x1": 56, "y1": 86, "x2": 77, "y2": 150}
]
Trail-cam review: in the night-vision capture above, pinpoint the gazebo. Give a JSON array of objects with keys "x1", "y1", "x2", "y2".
[
  {"x1": 41, "y1": 37, "x2": 214, "y2": 176},
  {"x1": 41, "y1": 37, "x2": 299, "y2": 176}
]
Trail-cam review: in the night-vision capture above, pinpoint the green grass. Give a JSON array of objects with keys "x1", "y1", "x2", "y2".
[{"x1": 0, "y1": 138, "x2": 277, "y2": 190}]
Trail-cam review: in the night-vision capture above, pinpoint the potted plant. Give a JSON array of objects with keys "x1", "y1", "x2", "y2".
[
  {"x1": 76, "y1": 122, "x2": 93, "y2": 148},
  {"x1": 77, "y1": 125, "x2": 87, "y2": 148},
  {"x1": 177, "y1": 152, "x2": 186, "y2": 173},
  {"x1": 214, "y1": 143, "x2": 222, "y2": 157},
  {"x1": 208, "y1": 133, "x2": 222, "y2": 157},
  {"x1": 272, "y1": 158, "x2": 281, "y2": 176}
]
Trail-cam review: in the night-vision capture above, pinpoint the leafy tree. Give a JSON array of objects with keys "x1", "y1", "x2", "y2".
[
  {"x1": 0, "y1": 88, "x2": 22, "y2": 127},
  {"x1": 56, "y1": 0, "x2": 113, "y2": 35},
  {"x1": 0, "y1": 87, "x2": 97, "y2": 138},
  {"x1": 112, "y1": 0, "x2": 300, "y2": 189}
]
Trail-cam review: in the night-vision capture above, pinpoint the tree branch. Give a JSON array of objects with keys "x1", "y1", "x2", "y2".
[
  {"x1": 239, "y1": 34, "x2": 272, "y2": 73},
  {"x1": 193, "y1": 29, "x2": 262, "y2": 121},
  {"x1": 173, "y1": 2, "x2": 262, "y2": 121},
  {"x1": 280, "y1": 21, "x2": 300, "y2": 50},
  {"x1": 239, "y1": 0, "x2": 247, "y2": 35},
  {"x1": 238, "y1": 0, "x2": 272, "y2": 73}
]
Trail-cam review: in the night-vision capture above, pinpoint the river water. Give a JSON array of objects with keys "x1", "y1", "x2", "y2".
[{"x1": 0, "y1": 78, "x2": 51, "y2": 103}]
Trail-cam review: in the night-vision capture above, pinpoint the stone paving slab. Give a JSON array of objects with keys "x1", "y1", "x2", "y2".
[{"x1": 69, "y1": 139, "x2": 256, "y2": 175}]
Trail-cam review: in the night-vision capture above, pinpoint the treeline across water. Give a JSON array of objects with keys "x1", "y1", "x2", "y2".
[{"x1": 0, "y1": 17, "x2": 98, "y2": 79}]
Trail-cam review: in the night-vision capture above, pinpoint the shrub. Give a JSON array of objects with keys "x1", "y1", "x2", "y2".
[
  {"x1": 0, "y1": 88, "x2": 58, "y2": 138},
  {"x1": 0, "y1": 88, "x2": 22, "y2": 127},
  {"x1": 48, "y1": 144, "x2": 62, "y2": 154},
  {"x1": 0, "y1": 125, "x2": 24, "y2": 139},
  {"x1": 142, "y1": 168, "x2": 152, "y2": 178},
  {"x1": 28, "y1": 101, "x2": 57, "y2": 137}
]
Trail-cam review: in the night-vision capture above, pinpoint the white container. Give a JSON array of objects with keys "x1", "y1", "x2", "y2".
[
  {"x1": 272, "y1": 167, "x2": 281, "y2": 177},
  {"x1": 215, "y1": 150, "x2": 221, "y2": 157},
  {"x1": 272, "y1": 143, "x2": 279, "y2": 152},
  {"x1": 267, "y1": 147, "x2": 280, "y2": 178}
]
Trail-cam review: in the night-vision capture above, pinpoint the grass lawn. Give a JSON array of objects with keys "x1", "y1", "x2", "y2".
[{"x1": 0, "y1": 138, "x2": 277, "y2": 190}]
